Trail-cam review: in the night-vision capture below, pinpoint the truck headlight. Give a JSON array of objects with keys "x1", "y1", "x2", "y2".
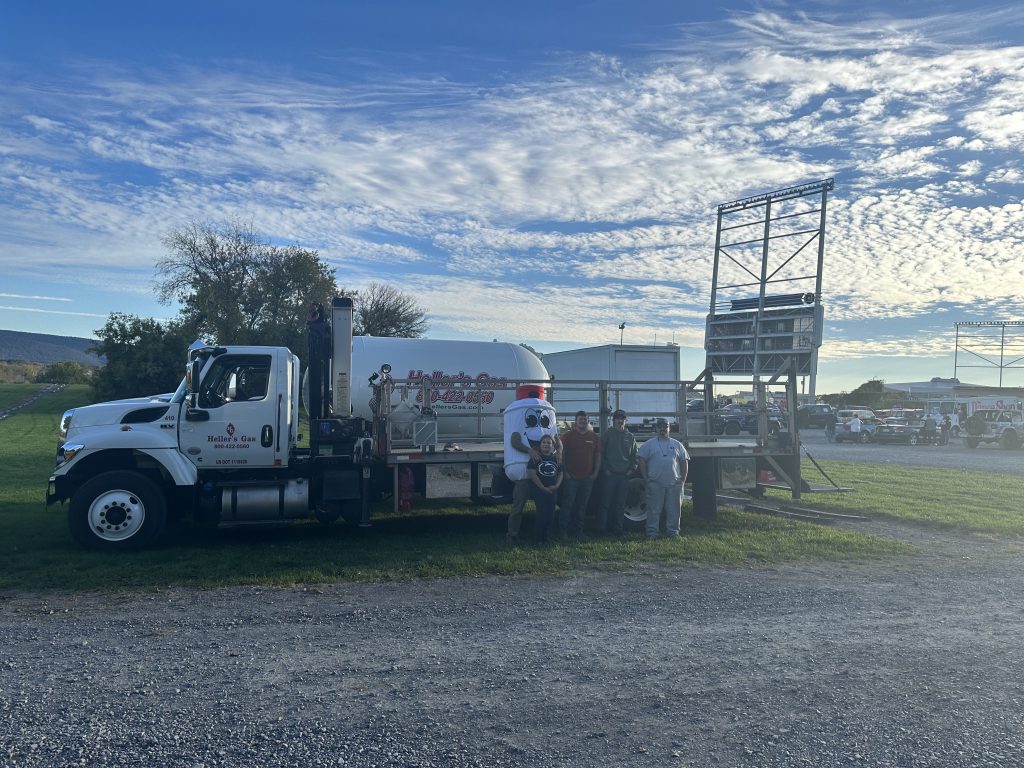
[
  {"x1": 59, "y1": 409, "x2": 75, "y2": 440},
  {"x1": 57, "y1": 443, "x2": 85, "y2": 465}
]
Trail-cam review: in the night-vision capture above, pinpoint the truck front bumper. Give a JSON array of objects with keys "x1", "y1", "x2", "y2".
[{"x1": 47, "y1": 475, "x2": 68, "y2": 506}]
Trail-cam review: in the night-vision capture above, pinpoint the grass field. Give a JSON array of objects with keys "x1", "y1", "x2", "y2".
[
  {"x1": 0, "y1": 384, "x2": 1015, "y2": 593},
  {"x1": 0, "y1": 382, "x2": 47, "y2": 411}
]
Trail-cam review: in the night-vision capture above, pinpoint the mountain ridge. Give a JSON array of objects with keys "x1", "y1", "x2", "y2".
[{"x1": 0, "y1": 330, "x2": 104, "y2": 366}]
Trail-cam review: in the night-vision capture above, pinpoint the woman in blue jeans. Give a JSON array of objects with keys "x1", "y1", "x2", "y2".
[{"x1": 528, "y1": 435, "x2": 563, "y2": 542}]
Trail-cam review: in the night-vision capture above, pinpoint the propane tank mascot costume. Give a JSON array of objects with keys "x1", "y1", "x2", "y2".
[{"x1": 503, "y1": 393, "x2": 560, "y2": 542}]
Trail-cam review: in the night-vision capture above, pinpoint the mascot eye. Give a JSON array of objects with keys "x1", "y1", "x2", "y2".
[
  {"x1": 525, "y1": 410, "x2": 539, "y2": 428},
  {"x1": 539, "y1": 415, "x2": 550, "y2": 428}
]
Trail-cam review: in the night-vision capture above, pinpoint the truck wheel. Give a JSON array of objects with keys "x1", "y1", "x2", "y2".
[
  {"x1": 725, "y1": 422, "x2": 741, "y2": 436},
  {"x1": 68, "y1": 471, "x2": 167, "y2": 551},
  {"x1": 339, "y1": 501, "x2": 364, "y2": 527},
  {"x1": 622, "y1": 477, "x2": 648, "y2": 522},
  {"x1": 859, "y1": 432, "x2": 871, "y2": 443},
  {"x1": 315, "y1": 504, "x2": 341, "y2": 525},
  {"x1": 966, "y1": 437, "x2": 979, "y2": 449},
  {"x1": 1001, "y1": 431, "x2": 1021, "y2": 450},
  {"x1": 908, "y1": 434, "x2": 919, "y2": 446}
]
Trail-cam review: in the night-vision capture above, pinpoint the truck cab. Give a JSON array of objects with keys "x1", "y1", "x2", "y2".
[
  {"x1": 47, "y1": 345, "x2": 305, "y2": 550},
  {"x1": 179, "y1": 346, "x2": 299, "y2": 470}
]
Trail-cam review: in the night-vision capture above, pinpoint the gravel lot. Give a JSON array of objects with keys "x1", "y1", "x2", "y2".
[
  {"x1": 3, "y1": 525, "x2": 1024, "y2": 768},
  {"x1": 3, "y1": 419, "x2": 1021, "y2": 767},
  {"x1": 797, "y1": 428, "x2": 1023, "y2": 475}
]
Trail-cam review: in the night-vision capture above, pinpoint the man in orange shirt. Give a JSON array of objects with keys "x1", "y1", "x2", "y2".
[{"x1": 558, "y1": 410, "x2": 601, "y2": 537}]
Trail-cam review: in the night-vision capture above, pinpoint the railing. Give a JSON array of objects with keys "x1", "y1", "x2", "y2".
[
  {"x1": 372, "y1": 376, "x2": 550, "y2": 450},
  {"x1": 371, "y1": 373, "x2": 798, "y2": 451}
]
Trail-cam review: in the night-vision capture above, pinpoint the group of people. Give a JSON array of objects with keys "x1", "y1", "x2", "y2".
[{"x1": 506, "y1": 409, "x2": 689, "y2": 543}]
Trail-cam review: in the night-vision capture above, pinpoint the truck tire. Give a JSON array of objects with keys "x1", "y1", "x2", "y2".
[
  {"x1": 339, "y1": 501, "x2": 364, "y2": 527},
  {"x1": 68, "y1": 471, "x2": 167, "y2": 551},
  {"x1": 859, "y1": 431, "x2": 871, "y2": 444},
  {"x1": 908, "y1": 434, "x2": 919, "y2": 446},
  {"x1": 724, "y1": 422, "x2": 741, "y2": 436},
  {"x1": 1001, "y1": 431, "x2": 1021, "y2": 450},
  {"x1": 622, "y1": 477, "x2": 648, "y2": 522}
]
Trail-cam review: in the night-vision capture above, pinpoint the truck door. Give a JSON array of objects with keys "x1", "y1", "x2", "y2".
[{"x1": 179, "y1": 353, "x2": 282, "y2": 469}]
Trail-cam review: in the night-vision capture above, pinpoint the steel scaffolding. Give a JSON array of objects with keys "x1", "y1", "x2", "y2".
[{"x1": 954, "y1": 321, "x2": 1024, "y2": 387}]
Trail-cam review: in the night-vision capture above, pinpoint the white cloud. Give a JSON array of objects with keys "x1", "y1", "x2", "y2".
[
  {"x1": 0, "y1": 293, "x2": 72, "y2": 302},
  {"x1": 0, "y1": 305, "x2": 108, "y2": 319},
  {"x1": 2, "y1": 4, "x2": 1024, "y2": 368}
]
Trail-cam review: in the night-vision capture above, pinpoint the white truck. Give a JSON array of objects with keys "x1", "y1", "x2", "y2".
[{"x1": 47, "y1": 298, "x2": 549, "y2": 550}]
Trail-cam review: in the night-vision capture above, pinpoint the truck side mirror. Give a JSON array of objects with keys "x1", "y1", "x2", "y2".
[{"x1": 189, "y1": 359, "x2": 203, "y2": 394}]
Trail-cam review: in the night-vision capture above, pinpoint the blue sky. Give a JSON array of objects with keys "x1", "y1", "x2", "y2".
[{"x1": 2, "y1": 0, "x2": 1023, "y2": 393}]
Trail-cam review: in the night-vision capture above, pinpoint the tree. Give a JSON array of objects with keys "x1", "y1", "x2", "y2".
[
  {"x1": 355, "y1": 282, "x2": 427, "y2": 338},
  {"x1": 156, "y1": 220, "x2": 341, "y2": 351},
  {"x1": 36, "y1": 361, "x2": 92, "y2": 385},
  {"x1": 90, "y1": 314, "x2": 196, "y2": 401},
  {"x1": 845, "y1": 379, "x2": 887, "y2": 409},
  {"x1": 818, "y1": 379, "x2": 891, "y2": 409}
]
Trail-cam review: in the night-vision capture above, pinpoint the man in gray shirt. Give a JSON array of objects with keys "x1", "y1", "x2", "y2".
[{"x1": 637, "y1": 419, "x2": 689, "y2": 539}]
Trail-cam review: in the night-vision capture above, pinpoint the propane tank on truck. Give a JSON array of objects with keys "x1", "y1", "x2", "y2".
[{"x1": 344, "y1": 336, "x2": 550, "y2": 441}]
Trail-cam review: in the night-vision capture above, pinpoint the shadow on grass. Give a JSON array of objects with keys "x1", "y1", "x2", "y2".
[{"x1": 1, "y1": 498, "x2": 907, "y2": 594}]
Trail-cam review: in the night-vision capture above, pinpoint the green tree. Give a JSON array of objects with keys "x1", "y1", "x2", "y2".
[
  {"x1": 156, "y1": 220, "x2": 341, "y2": 352},
  {"x1": 36, "y1": 361, "x2": 92, "y2": 385},
  {"x1": 818, "y1": 379, "x2": 889, "y2": 409},
  {"x1": 355, "y1": 282, "x2": 427, "y2": 338},
  {"x1": 90, "y1": 314, "x2": 196, "y2": 401},
  {"x1": 845, "y1": 379, "x2": 887, "y2": 409}
]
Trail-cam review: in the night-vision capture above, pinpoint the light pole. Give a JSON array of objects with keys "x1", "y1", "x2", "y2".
[{"x1": 618, "y1": 322, "x2": 626, "y2": 344}]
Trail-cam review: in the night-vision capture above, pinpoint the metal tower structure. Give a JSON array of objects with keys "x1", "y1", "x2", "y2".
[
  {"x1": 706, "y1": 178, "x2": 833, "y2": 399},
  {"x1": 954, "y1": 321, "x2": 1024, "y2": 387}
]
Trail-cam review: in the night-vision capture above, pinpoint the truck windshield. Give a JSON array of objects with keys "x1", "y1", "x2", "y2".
[{"x1": 170, "y1": 377, "x2": 187, "y2": 404}]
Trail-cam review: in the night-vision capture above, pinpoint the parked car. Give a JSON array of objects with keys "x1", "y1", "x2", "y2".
[
  {"x1": 833, "y1": 419, "x2": 878, "y2": 443},
  {"x1": 797, "y1": 403, "x2": 835, "y2": 428},
  {"x1": 873, "y1": 417, "x2": 925, "y2": 445},
  {"x1": 836, "y1": 407, "x2": 876, "y2": 423}
]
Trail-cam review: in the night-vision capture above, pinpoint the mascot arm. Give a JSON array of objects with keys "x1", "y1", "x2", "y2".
[{"x1": 511, "y1": 431, "x2": 536, "y2": 457}]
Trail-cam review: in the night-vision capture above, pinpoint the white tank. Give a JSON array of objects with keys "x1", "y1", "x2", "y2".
[{"x1": 347, "y1": 337, "x2": 549, "y2": 439}]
